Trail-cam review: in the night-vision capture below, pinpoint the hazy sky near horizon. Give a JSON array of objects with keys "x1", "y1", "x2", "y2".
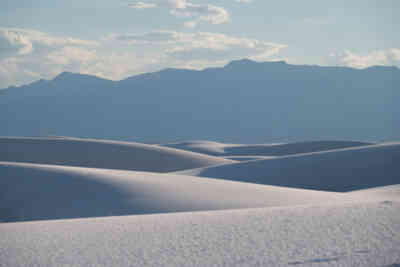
[{"x1": 0, "y1": 0, "x2": 399, "y2": 88}]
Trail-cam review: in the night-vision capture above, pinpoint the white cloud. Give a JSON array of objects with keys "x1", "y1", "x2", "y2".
[
  {"x1": 0, "y1": 28, "x2": 165, "y2": 88},
  {"x1": 0, "y1": 28, "x2": 100, "y2": 88},
  {"x1": 388, "y1": 48, "x2": 400, "y2": 61},
  {"x1": 129, "y1": 0, "x2": 229, "y2": 27},
  {"x1": 0, "y1": 28, "x2": 98, "y2": 60},
  {"x1": 235, "y1": 0, "x2": 252, "y2": 3},
  {"x1": 171, "y1": 3, "x2": 229, "y2": 25},
  {"x1": 0, "y1": 28, "x2": 287, "y2": 88},
  {"x1": 46, "y1": 46, "x2": 98, "y2": 66},
  {"x1": 110, "y1": 31, "x2": 287, "y2": 62},
  {"x1": 107, "y1": 31, "x2": 178, "y2": 44},
  {"x1": 184, "y1": 21, "x2": 198, "y2": 28},
  {"x1": 167, "y1": 0, "x2": 187, "y2": 9},
  {"x1": 0, "y1": 29, "x2": 33, "y2": 57},
  {"x1": 0, "y1": 57, "x2": 44, "y2": 87},
  {"x1": 332, "y1": 49, "x2": 400, "y2": 68},
  {"x1": 128, "y1": 2, "x2": 157, "y2": 9}
]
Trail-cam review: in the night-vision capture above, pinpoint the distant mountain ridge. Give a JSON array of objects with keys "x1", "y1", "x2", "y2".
[
  {"x1": 3, "y1": 59, "x2": 399, "y2": 91},
  {"x1": 1, "y1": 59, "x2": 399, "y2": 143}
]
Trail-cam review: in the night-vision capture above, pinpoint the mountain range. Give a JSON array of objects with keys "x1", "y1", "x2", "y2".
[{"x1": 1, "y1": 59, "x2": 399, "y2": 143}]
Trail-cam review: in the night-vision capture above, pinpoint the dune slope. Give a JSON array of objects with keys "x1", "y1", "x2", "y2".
[
  {"x1": 0, "y1": 161, "x2": 346, "y2": 222},
  {"x1": 1, "y1": 199, "x2": 399, "y2": 267},
  {"x1": 0, "y1": 137, "x2": 234, "y2": 173},
  {"x1": 162, "y1": 140, "x2": 373, "y2": 157},
  {"x1": 348, "y1": 184, "x2": 400, "y2": 200},
  {"x1": 179, "y1": 143, "x2": 400, "y2": 192}
]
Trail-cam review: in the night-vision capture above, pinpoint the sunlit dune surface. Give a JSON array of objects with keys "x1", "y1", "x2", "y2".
[{"x1": 1, "y1": 199, "x2": 399, "y2": 267}]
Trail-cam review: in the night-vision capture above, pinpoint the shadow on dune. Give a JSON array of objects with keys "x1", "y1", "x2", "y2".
[
  {"x1": 183, "y1": 143, "x2": 400, "y2": 192},
  {"x1": 0, "y1": 161, "x2": 347, "y2": 223},
  {"x1": 0, "y1": 164, "x2": 155, "y2": 222},
  {"x1": 0, "y1": 137, "x2": 232, "y2": 173},
  {"x1": 222, "y1": 141, "x2": 373, "y2": 157}
]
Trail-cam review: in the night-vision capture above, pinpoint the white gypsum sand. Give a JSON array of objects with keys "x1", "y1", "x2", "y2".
[
  {"x1": 1, "y1": 137, "x2": 399, "y2": 267},
  {"x1": 0, "y1": 137, "x2": 235, "y2": 173},
  {"x1": 0, "y1": 161, "x2": 347, "y2": 222},
  {"x1": 161, "y1": 140, "x2": 373, "y2": 157},
  {"x1": 178, "y1": 142, "x2": 400, "y2": 192},
  {"x1": 1, "y1": 198, "x2": 399, "y2": 267}
]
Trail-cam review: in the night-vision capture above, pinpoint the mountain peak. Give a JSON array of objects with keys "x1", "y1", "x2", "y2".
[
  {"x1": 224, "y1": 58, "x2": 258, "y2": 68},
  {"x1": 51, "y1": 72, "x2": 112, "y2": 85},
  {"x1": 53, "y1": 71, "x2": 75, "y2": 81}
]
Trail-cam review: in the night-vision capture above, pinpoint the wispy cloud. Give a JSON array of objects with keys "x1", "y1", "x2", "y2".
[
  {"x1": 0, "y1": 27, "x2": 98, "y2": 59},
  {"x1": 108, "y1": 31, "x2": 178, "y2": 44},
  {"x1": 128, "y1": 0, "x2": 230, "y2": 27},
  {"x1": 128, "y1": 2, "x2": 157, "y2": 9},
  {"x1": 330, "y1": 49, "x2": 400, "y2": 68},
  {"x1": 108, "y1": 30, "x2": 286, "y2": 61},
  {"x1": 235, "y1": 0, "x2": 252, "y2": 3},
  {"x1": 0, "y1": 29, "x2": 33, "y2": 57}
]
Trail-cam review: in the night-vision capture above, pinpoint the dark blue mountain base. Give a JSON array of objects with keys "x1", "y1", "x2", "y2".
[{"x1": 1, "y1": 59, "x2": 398, "y2": 143}]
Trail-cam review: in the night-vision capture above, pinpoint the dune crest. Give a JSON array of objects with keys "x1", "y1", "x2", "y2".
[
  {"x1": 1, "y1": 161, "x2": 348, "y2": 222},
  {"x1": 178, "y1": 142, "x2": 400, "y2": 192},
  {"x1": 0, "y1": 137, "x2": 234, "y2": 173},
  {"x1": 162, "y1": 140, "x2": 373, "y2": 157}
]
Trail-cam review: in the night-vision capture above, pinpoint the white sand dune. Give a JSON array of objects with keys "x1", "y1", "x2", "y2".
[
  {"x1": 224, "y1": 155, "x2": 278, "y2": 161},
  {"x1": 1, "y1": 136, "x2": 399, "y2": 266},
  {"x1": 349, "y1": 184, "x2": 400, "y2": 200},
  {"x1": 1, "y1": 199, "x2": 399, "y2": 267},
  {"x1": 161, "y1": 140, "x2": 243, "y2": 155},
  {"x1": 0, "y1": 161, "x2": 349, "y2": 222},
  {"x1": 162, "y1": 140, "x2": 373, "y2": 157},
  {"x1": 178, "y1": 142, "x2": 400, "y2": 192},
  {"x1": 0, "y1": 137, "x2": 234, "y2": 173}
]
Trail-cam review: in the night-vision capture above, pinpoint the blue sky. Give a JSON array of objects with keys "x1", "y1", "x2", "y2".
[{"x1": 0, "y1": 0, "x2": 399, "y2": 88}]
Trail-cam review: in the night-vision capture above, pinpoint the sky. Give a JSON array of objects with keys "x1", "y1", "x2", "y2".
[{"x1": 0, "y1": 0, "x2": 399, "y2": 88}]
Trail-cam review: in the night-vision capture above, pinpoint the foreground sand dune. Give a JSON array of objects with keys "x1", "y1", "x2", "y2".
[
  {"x1": 1, "y1": 199, "x2": 399, "y2": 267},
  {"x1": 179, "y1": 142, "x2": 400, "y2": 192},
  {"x1": 0, "y1": 137, "x2": 234, "y2": 173},
  {"x1": 162, "y1": 140, "x2": 373, "y2": 157},
  {"x1": 0, "y1": 161, "x2": 349, "y2": 222},
  {"x1": 349, "y1": 184, "x2": 400, "y2": 200},
  {"x1": 1, "y1": 136, "x2": 399, "y2": 266}
]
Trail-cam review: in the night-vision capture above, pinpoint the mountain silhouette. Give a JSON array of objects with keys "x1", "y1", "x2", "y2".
[{"x1": 1, "y1": 59, "x2": 399, "y2": 143}]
